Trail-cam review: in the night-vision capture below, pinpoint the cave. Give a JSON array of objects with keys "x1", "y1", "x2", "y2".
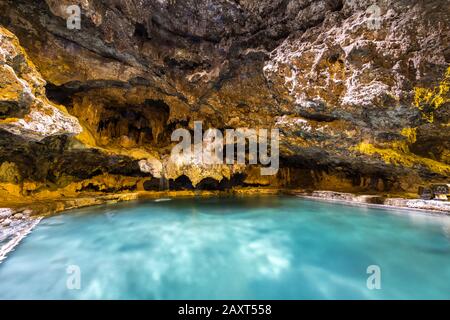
[
  {"x1": 143, "y1": 178, "x2": 160, "y2": 191},
  {"x1": 219, "y1": 173, "x2": 247, "y2": 190},
  {"x1": 94, "y1": 99, "x2": 170, "y2": 148},
  {"x1": 45, "y1": 82, "x2": 172, "y2": 149},
  {"x1": 1, "y1": 0, "x2": 449, "y2": 301},
  {"x1": 169, "y1": 175, "x2": 194, "y2": 191},
  {"x1": 45, "y1": 83, "x2": 76, "y2": 107},
  {"x1": 196, "y1": 177, "x2": 222, "y2": 191}
]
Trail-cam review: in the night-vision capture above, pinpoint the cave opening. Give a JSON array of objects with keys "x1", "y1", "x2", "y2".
[
  {"x1": 167, "y1": 173, "x2": 247, "y2": 191},
  {"x1": 143, "y1": 178, "x2": 161, "y2": 191},
  {"x1": 45, "y1": 82, "x2": 173, "y2": 149},
  {"x1": 45, "y1": 83, "x2": 78, "y2": 107},
  {"x1": 196, "y1": 177, "x2": 222, "y2": 191},
  {"x1": 95, "y1": 99, "x2": 171, "y2": 148},
  {"x1": 169, "y1": 175, "x2": 194, "y2": 191}
]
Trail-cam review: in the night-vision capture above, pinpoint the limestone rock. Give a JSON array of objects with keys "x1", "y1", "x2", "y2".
[
  {"x1": 2, "y1": 218, "x2": 12, "y2": 227},
  {"x1": 0, "y1": 26, "x2": 82, "y2": 140},
  {"x1": 138, "y1": 158, "x2": 163, "y2": 178},
  {"x1": 0, "y1": 208, "x2": 13, "y2": 219},
  {"x1": 0, "y1": 0, "x2": 448, "y2": 196},
  {"x1": 13, "y1": 213, "x2": 23, "y2": 220},
  {"x1": 165, "y1": 148, "x2": 246, "y2": 187}
]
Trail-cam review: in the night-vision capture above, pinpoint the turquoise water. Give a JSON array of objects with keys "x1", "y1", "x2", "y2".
[{"x1": 0, "y1": 196, "x2": 449, "y2": 300}]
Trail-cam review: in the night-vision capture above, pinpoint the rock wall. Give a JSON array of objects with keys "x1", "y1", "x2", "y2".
[{"x1": 0, "y1": 0, "x2": 449, "y2": 200}]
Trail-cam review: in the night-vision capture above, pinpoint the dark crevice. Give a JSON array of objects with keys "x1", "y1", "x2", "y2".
[
  {"x1": 134, "y1": 22, "x2": 150, "y2": 39},
  {"x1": 143, "y1": 178, "x2": 161, "y2": 191},
  {"x1": 169, "y1": 175, "x2": 194, "y2": 191},
  {"x1": 150, "y1": 16, "x2": 221, "y2": 44},
  {"x1": 45, "y1": 83, "x2": 75, "y2": 107},
  {"x1": 296, "y1": 111, "x2": 339, "y2": 122},
  {"x1": 0, "y1": 101, "x2": 29, "y2": 119},
  {"x1": 46, "y1": 78, "x2": 188, "y2": 106},
  {"x1": 196, "y1": 178, "x2": 222, "y2": 191},
  {"x1": 78, "y1": 183, "x2": 137, "y2": 193},
  {"x1": 166, "y1": 173, "x2": 247, "y2": 191},
  {"x1": 48, "y1": 31, "x2": 140, "y2": 69}
]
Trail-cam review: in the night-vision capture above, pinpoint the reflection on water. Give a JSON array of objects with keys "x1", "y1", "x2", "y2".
[
  {"x1": 154, "y1": 198, "x2": 172, "y2": 202},
  {"x1": 0, "y1": 196, "x2": 449, "y2": 299}
]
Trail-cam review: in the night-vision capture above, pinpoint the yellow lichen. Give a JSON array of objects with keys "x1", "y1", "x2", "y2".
[
  {"x1": 75, "y1": 121, "x2": 97, "y2": 147},
  {"x1": 352, "y1": 142, "x2": 450, "y2": 176},
  {"x1": 400, "y1": 127, "x2": 417, "y2": 144},
  {"x1": 0, "y1": 117, "x2": 20, "y2": 124},
  {"x1": 0, "y1": 182, "x2": 22, "y2": 199},
  {"x1": 414, "y1": 66, "x2": 450, "y2": 123},
  {"x1": 441, "y1": 149, "x2": 450, "y2": 164}
]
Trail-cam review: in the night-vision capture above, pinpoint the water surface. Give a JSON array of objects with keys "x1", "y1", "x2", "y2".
[{"x1": 0, "y1": 196, "x2": 449, "y2": 299}]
